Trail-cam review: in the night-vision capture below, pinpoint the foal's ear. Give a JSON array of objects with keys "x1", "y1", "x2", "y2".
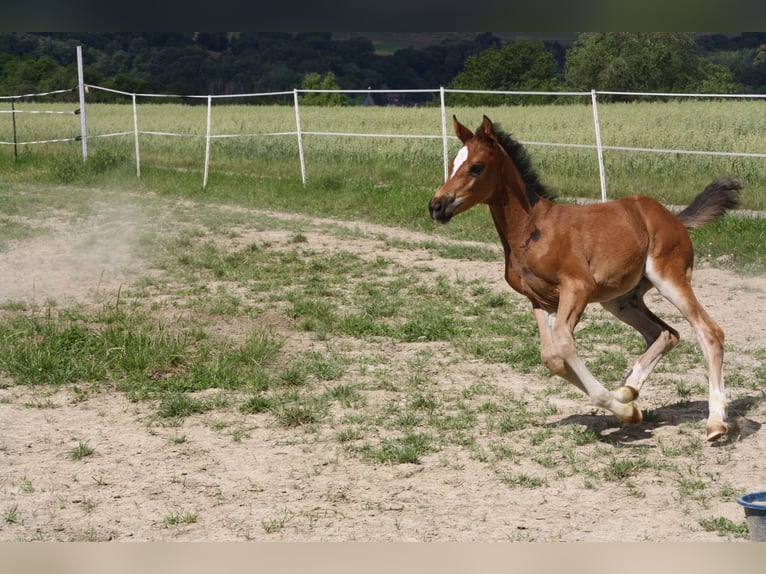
[
  {"x1": 477, "y1": 115, "x2": 498, "y2": 143},
  {"x1": 452, "y1": 115, "x2": 473, "y2": 144}
]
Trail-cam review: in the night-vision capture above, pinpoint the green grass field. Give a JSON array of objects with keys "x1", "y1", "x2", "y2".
[{"x1": 1, "y1": 99, "x2": 764, "y2": 208}]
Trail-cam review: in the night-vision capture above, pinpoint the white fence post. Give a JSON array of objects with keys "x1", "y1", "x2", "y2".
[
  {"x1": 76, "y1": 45, "x2": 88, "y2": 162},
  {"x1": 440, "y1": 86, "x2": 449, "y2": 182},
  {"x1": 293, "y1": 89, "x2": 306, "y2": 185},
  {"x1": 203, "y1": 95, "x2": 212, "y2": 188},
  {"x1": 591, "y1": 89, "x2": 607, "y2": 202},
  {"x1": 132, "y1": 93, "x2": 141, "y2": 178}
]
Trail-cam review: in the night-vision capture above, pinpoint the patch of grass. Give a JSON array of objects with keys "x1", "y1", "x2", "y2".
[
  {"x1": 273, "y1": 396, "x2": 328, "y2": 428},
  {"x1": 4, "y1": 504, "x2": 21, "y2": 525},
  {"x1": 602, "y1": 454, "x2": 651, "y2": 481},
  {"x1": 301, "y1": 351, "x2": 348, "y2": 381},
  {"x1": 495, "y1": 402, "x2": 541, "y2": 434},
  {"x1": 391, "y1": 412, "x2": 421, "y2": 430},
  {"x1": 288, "y1": 297, "x2": 338, "y2": 333},
  {"x1": 386, "y1": 238, "x2": 500, "y2": 263},
  {"x1": 566, "y1": 426, "x2": 601, "y2": 446},
  {"x1": 490, "y1": 443, "x2": 522, "y2": 463},
  {"x1": 498, "y1": 471, "x2": 548, "y2": 488},
  {"x1": 689, "y1": 215, "x2": 766, "y2": 273},
  {"x1": 678, "y1": 477, "x2": 709, "y2": 503},
  {"x1": 19, "y1": 476, "x2": 34, "y2": 493},
  {"x1": 165, "y1": 510, "x2": 199, "y2": 526},
  {"x1": 157, "y1": 393, "x2": 214, "y2": 419},
  {"x1": 262, "y1": 508, "x2": 293, "y2": 534},
  {"x1": 0, "y1": 217, "x2": 42, "y2": 250},
  {"x1": 409, "y1": 391, "x2": 439, "y2": 412},
  {"x1": 400, "y1": 308, "x2": 465, "y2": 342},
  {"x1": 24, "y1": 398, "x2": 58, "y2": 409},
  {"x1": 336, "y1": 427, "x2": 365, "y2": 443},
  {"x1": 699, "y1": 516, "x2": 749, "y2": 539},
  {"x1": 0, "y1": 300, "x2": 29, "y2": 312},
  {"x1": 362, "y1": 432, "x2": 437, "y2": 465},
  {"x1": 279, "y1": 363, "x2": 308, "y2": 387},
  {"x1": 240, "y1": 395, "x2": 275, "y2": 414},
  {"x1": 0, "y1": 307, "x2": 187, "y2": 388},
  {"x1": 242, "y1": 328, "x2": 284, "y2": 366},
  {"x1": 0, "y1": 300, "x2": 291, "y2": 407},
  {"x1": 68, "y1": 441, "x2": 96, "y2": 460},
  {"x1": 324, "y1": 383, "x2": 365, "y2": 408}
]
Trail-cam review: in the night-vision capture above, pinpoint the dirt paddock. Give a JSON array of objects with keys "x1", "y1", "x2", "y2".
[{"x1": 1, "y1": 191, "x2": 765, "y2": 542}]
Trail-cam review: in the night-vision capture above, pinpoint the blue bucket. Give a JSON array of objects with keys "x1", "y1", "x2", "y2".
[{"x1": 737, "y1": 491, "x2": 766, "y2": 541}]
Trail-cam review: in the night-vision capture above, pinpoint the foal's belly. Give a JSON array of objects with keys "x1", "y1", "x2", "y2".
[
  {"x1": 590, "y1": 259, "x2": 646, "y2": 302},
  {"x1": 508, "y1": 256, "x2": 646, "y2": 309}
]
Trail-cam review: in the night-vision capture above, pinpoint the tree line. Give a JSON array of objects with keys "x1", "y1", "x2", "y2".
[{"x1": 1, "y1": 32, "x2": 764, "y2": 105}]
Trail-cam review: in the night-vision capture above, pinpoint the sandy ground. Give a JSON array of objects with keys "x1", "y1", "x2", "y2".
[{"x1": 0, "y1": 194, "x2": 764, "y2": 542}]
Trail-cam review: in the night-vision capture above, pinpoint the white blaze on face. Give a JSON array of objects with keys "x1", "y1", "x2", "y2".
[{"x1": 450, "y1": 146, "x2": 469, "y2": 178}]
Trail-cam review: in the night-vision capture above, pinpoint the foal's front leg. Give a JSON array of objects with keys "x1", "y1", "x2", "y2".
[{"x1": 533, "y1": 302, "x2": 643, "y2": 425}]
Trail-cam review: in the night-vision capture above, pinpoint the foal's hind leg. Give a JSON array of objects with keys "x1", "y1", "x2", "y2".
[
  {"x1": 646, "y1": 261, "x2": 728, "y2": 441},
  {"x1": 601, "y1": 278, "x2": 680, "y2": 404}
]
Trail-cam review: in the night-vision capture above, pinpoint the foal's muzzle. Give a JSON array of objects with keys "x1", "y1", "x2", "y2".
[{"x1": 429, "y1": 195, "x2": 457, "y2": 223}]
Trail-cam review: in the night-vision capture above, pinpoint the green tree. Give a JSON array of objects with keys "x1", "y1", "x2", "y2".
[
  {"x1": 448, "y1": 41, "x2": 561, "y2": 105},
  {"x1": 300, "y1": 71, "x2": 347, "y2": 106},
  {"x1": 565, "y1": 32, "x2": 739, "y2": 95},
  {"x1": 0, "y1": 56, "x2": 70, "y2": 95},
  {"x1": 705, "y1": 47, "x2": 766, "y2": 93}
]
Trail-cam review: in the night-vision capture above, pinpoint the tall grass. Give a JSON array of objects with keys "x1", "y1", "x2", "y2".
[{"x1": 1, "y1": 100, "x2": 764, "y2": 208}]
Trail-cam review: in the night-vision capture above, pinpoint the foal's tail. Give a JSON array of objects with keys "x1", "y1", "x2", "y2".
[{"x1": 677, "y1": 176, "x2": 744, "y2": 229}]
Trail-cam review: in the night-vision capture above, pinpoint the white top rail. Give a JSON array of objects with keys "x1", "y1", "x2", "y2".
[
  {"x1": 447, "y1": 88, "x2": 591, "y2": 97},
  {"x1": 596, "y1": 90, "x2": 766, "y2": 99}
]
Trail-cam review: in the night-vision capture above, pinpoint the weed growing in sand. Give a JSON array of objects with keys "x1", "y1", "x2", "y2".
[
  {"x1": 157, "y1": 393, "x2": 215, "y2": 419},
  {"x1": 262, "y1": 508, "x2": 293, "y2": 534},
  {"x1": 68, "y1": 441, "x2": 95, "y2": 460},
  {"x1": 272, "y1": 396, "x2": 328, "y2": 428},
  {"x1": 699, "y1": 516, "x2": 749, "y2": 539},
  {"x1": 19, "y1": 476, "x2": 34, "y2": 493},
  {"x1": 4, "y1": 505, "x2": 21, "y2": 525},
  {"x1": 498, "y1": 471, "x2": 548, "y2": 488},
  {"x1": 602, "y1": 453, "x2": 652, "y2": 481},
  {"x1": 239, "y1": 395, "x2": 276, "y2": 415},
  {"x1": 359, "y1": 432, "x2": 437, "y2": 464},
  {"x1": 165, "y1": 510, "x2": 199, "y2": 526}
]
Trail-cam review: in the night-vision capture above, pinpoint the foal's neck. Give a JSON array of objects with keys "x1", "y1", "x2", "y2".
[{"x1": 487, "y1": 161, "x2": 538, "y2": 253}]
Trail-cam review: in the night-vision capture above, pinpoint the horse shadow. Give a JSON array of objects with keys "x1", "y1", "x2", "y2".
[{"x1": 550, "y1": 394, "x2": 763, "y2": 446}]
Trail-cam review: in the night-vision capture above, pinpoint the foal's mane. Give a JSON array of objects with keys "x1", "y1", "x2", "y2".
[{"x1": 490, "y1": 123, "x2": 557, "y2": 202}]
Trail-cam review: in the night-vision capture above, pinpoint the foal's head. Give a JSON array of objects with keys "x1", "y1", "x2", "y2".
[{"x1": 429, "y1": 115, "x2": 509, "y2": 223}]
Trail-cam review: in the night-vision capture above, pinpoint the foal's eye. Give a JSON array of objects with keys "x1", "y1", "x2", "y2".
[{"x1": 468, "y1": 163, "x2": 485, "y2": 176}]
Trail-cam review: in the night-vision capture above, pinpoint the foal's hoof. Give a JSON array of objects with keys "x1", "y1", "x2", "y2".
[
  {"x1": 612, "y1": 386, "x2": 639, "y2": 404},
  {"x1": 619, "y1": 404, "x2": 643, "y2": 425},
  {"x1": 706, "y1": 422, "x2": 728, "y2": 442}
]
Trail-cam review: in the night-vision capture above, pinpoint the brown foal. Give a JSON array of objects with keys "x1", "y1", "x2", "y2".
[{"x1": 429, "y1": 115, "x2": 743, "y2": 441}]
